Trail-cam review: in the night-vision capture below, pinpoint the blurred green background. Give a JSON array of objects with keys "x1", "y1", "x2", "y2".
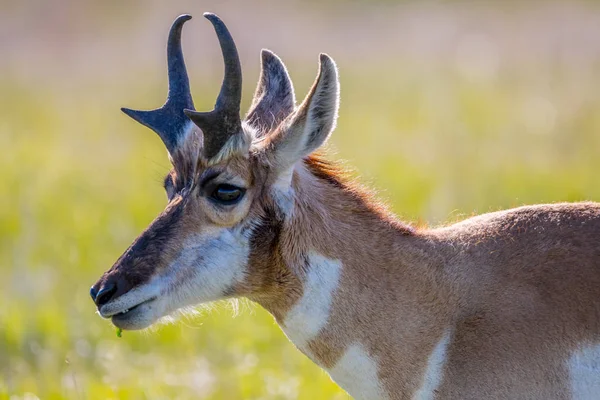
[{"x1": 2, "y1": 0, "x2": 600, "y2": 399}]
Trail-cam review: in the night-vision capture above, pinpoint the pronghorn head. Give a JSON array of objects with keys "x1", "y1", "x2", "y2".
[{"x1": 90, "y1": 13, "x2": 339, "y2": 330}]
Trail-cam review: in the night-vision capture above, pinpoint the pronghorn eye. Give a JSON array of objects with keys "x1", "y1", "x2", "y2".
[{"x1": 210, "y1": 184, "x2": 245, "y2": 204}]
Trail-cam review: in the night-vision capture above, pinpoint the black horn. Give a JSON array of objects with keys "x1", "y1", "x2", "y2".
[
  {"x1": 121, "y1": 14, "x2": 194, "y2": 153},
  {"x1": 184, "y1": 13, "x2": 243, "y2": 160}
]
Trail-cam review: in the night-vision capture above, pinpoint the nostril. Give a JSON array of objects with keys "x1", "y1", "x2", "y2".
[
  {"x1": 90, "y1": 286, "x2": 98, "y2": 301},
  {"x1": 95, "y1": 282, "x2": 118, "y2": 307}
]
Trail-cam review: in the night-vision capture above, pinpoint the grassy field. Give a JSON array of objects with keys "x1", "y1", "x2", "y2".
[{"x1": 2, "y1": 1, "x2": 600, "y2": 399}]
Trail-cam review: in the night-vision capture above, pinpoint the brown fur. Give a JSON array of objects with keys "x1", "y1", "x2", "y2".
[
  {"x1": 95, "y1": 139, "x2": 600, "y2": 398},
  {"x1": 256, "y1": 157, "x2": 600, "y2": 398},
  {"x1": 91, "y1": 26, "x2": 600, "y2": 397}
]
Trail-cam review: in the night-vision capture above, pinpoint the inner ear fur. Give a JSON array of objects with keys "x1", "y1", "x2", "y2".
[
  {"x1": 265, "y1": 53, "x2": 340, "y2": 172},
  {"x1": 245, "y1": 50, "x2": 296, "y2": 136}
]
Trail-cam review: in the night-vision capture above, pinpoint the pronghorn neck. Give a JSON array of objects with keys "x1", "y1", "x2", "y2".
[{"x1": 254, "y1": 156, "x2": 455, "y2": 399}]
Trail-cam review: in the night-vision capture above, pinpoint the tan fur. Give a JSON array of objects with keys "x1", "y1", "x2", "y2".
[
  {"x1": 92, "y1": 29, "x2": 600, "y2": 398},
  {"x1": 250, "y1": 157, "x2": 600, "y2": 398}
]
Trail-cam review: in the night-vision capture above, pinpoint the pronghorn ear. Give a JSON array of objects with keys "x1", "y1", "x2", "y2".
[
  {"x1": 267, "y1": 54, "x2": 339, "y2": 172},
  {"x1": 245, "y1": 49, "x2": 296, "y2": 135}
]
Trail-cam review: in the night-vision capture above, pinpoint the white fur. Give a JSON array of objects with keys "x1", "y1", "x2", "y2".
[
  {"x1": 100, "y1": 225, "x2": 251, "y2": 329},
  {"x1": 279, "y1": 253, "x2": 387, "y2": 399},
  {"x1": 165, "y1": 227, "x2": 250, "y2": 311},
  {"x1": 327, "y1": 343, "x2": 387, "y2": 400},
  {"x1": 569, "y1": 342, "x2": 600, "y2": 399},
  {"x1": 413, "y1": 330, "x2": 451, "y2": 400},
  {"x1": 281, "y1": 252, "x2": 342, "y2": 354},
  {"x1": 271, "y1": 166, "x2": 295, "y2": 215}
]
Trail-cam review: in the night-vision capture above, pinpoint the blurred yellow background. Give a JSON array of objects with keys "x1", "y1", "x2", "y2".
[{"x1": 2, "y1": 0, "x2": 600, "y2": 399}]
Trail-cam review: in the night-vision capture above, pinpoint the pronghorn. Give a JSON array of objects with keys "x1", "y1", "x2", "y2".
[{"x1": 90, "y1": 12, "x2": 600, "y2": 399}]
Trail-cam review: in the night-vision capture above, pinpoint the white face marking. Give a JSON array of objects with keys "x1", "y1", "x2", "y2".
[
  {"x1": 271, "y1": 166, "x2": 295, "y2": 215},
  {"x1": 281, "y1": 252, "x2": 342, "y2": 354},
  {"x1": 327, "y1": 343, "x2": 387, "y2": 400},
  {"x1": 164, "y1": 227, "x2": 250, "y2": 309},
  {"x1": 101, "y1": 225, "x2": 252, "y2": 330},
  {"x1": 413, "y1": 330, "x2": 451, "y2": 400},
  {"x1": 568, "y1": 342, "x2": 600, "y2": 399}
]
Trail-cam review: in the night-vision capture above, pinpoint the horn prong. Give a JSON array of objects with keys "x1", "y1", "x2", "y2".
[{"x1": 121, "y1": 14, "x2": 194, "y2": 154}]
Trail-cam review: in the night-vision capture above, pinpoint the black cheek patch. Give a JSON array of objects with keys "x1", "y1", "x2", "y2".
[
  {"x1": 244, "y1": 205, "x2": 286, "y2": 292},
  {"x1": 250, "y1": 206, "x2": 282, "y2": 254}
]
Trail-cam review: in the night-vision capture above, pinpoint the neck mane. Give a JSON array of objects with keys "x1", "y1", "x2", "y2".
[
  {"x1": 254, "y1": 155, "x2": 455, "y2": 399},
  {"x1": 286, "y1": 155, "x2": 415, "y2": 263}
]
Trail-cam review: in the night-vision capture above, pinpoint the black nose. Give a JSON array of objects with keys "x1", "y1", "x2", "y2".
[{"x1": 94, "y1": 282, "x2": 118, "y2": 307}]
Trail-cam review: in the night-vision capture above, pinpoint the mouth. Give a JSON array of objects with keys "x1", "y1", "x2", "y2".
[
  {"x1": 111, "y1": 300, "x2": 148, "y2": 317},
  {"x1": 99, "y1": 296, "x2": 158, "y2": 330}
]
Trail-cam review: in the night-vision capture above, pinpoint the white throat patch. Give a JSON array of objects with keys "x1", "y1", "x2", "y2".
[
  {"x1": 568, "y1": 342, "x2": 600, "y2": 399},
  {"x1": 327, "y1": 343, "x2": 388, "y2": 400},
  {"x1": 413, "y1": 330, "x2": 451, "y2": 400},
  {"x1": 281, "y1": 252, "x2": 342, "y2": 353},
  {"x1": 278, "y1": 253, "x2": 388, "y2": 399}
]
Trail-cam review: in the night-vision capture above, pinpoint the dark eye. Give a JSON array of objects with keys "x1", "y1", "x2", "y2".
[{"x1": 210, "y1": 184, "x2": 245, "y2": 204}]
